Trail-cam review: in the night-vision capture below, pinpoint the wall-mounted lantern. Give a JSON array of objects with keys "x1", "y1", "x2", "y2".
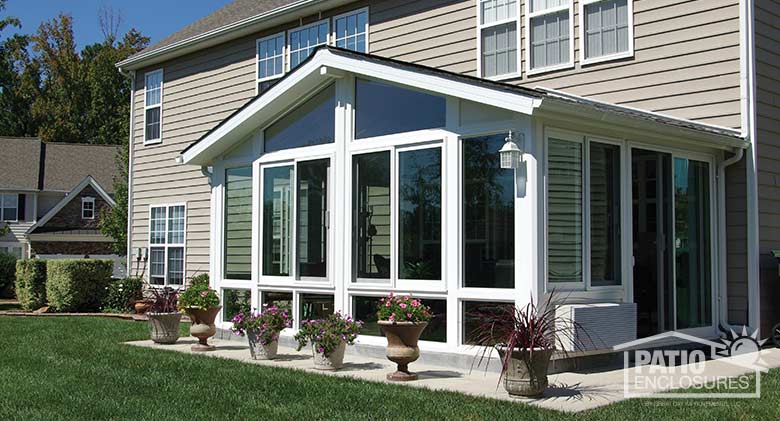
[{"x1": 499, "y1": 130, "x2": 524, "y2": 170}]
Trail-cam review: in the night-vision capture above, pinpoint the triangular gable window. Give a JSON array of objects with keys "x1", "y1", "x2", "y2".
[{"x1": 264, "y1": 83, "x2": 336, "y2": 153}]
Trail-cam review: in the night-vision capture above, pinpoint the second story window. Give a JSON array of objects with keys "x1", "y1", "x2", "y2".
[
  {"x1": 582, "y1": 0, "x2": 632, "y2": 63},
  {"x1": 478, "y1": 0, "x2": 519, "y2": 78},
  {"x1": 0, "y1": 193, "x2": 18, "y2": 222},
  {"x1": 257, "y1": 32, "x2": 285, "y2": 94},
  {"x1": 333, "y1": 8, "x2": 368, "y2": 52},
  {"x1": 81, "y1": 197, "x2": 95, "y2": 219},
  {"x1": 527, "y1": 0, "x2": 573, "y2": 73},
  {"x1": 288, "y1": 20, "x2": 329, "y2": 70},
  {"x1": 144, "y1": 69, "x2": 163, "y2": 144}
]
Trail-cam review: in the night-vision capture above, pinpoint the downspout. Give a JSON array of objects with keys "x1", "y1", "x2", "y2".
[
  {"x1": 740, "y1": 0, "x2": 761, "y2": 333},
  {"x1": 718, "y1": 147, "x2": 744, "y2": 335},
  {"x1": 119, "y1": 67, "x2": 136, "y2": 277}
]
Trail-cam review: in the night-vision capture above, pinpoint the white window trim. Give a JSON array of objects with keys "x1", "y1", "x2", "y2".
[
  {"x1": 287, "y1": 18, "x2": 331, "y2": 72},
  {"x1": 81, "y1": 197, "x2": 95, "y2": 220},
  {"x1": 255, "y1": 32, "x2": 286, "y2": 96},
  {"x1": 331, "y1": 7, "x2": 370, "y2": 53},
  {"x1": 143, "y1": 69, "x2": 164, "y2": 145},
  {"x1": 579, "y1": 0, "x2": 634, "y2": 66},
  {"x1": 524, "y1": 1, "x2": 575, "y2": 76},
  {"x1": 148, "y1": 203, "x2": 187, "y2": 287},
  {"x1": 0, "y1": 193, "x2": 19, "y2": 223},
  {"x1": 476, "y1": 0, "x2": 522, "y2": 80}
]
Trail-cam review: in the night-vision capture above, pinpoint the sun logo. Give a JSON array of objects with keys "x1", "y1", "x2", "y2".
[{"x1": 716, "y1": 326, "x2": 768, "y2": 368}]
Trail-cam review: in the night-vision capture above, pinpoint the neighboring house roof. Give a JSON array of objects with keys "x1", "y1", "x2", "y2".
[
  {"x1": 42, "y1": 143, "x2": 118, "y2": 193},
  {"x1": 0, "y1": 138, "x2": 119, "y2": 194},
  {"x1": 0, "y1": 137, "x2": 42, "y2": 191},
  {"x1": 180, "y1": 46, "x2": 746, "y2": 165},
  {"x1": 26, "y1": 176, "x2": 117, "y2": 236}
]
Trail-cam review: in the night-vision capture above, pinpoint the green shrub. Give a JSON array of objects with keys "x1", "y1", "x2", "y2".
[
  {"x1": 102, "y1": 277, "x2": 143, "y2": 313},
  {"x1": 15, "y1": 260, "x2": 47, "y2": 310},
  {"x1": 0, "y1": 252, "x2": 16, "y2": 298},
  {"x1": 46, "y1": 259, "x2": 113, "y2": 312},
  {"x1": 189, "y1": 273, "x2": 209, "y2": 288}
]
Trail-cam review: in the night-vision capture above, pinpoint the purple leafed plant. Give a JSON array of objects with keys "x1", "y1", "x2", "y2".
[{"x1": 146, "y1": 286, "x2": 179, "y2": 314}]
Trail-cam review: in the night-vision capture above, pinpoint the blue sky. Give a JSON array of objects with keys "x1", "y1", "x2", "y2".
[{"x1": 3, "y1": 0, "x2": 233, "y2": 49}]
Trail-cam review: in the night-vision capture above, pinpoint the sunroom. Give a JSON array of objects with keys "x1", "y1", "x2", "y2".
[{"x1": 180, "y1": 47, "x2": 749, "y2": 356}]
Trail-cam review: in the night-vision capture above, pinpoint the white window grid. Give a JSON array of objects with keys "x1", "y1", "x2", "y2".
[
  {"x1": 81, "y1": 197, "x2": 95, "y2": 219},
  {"x1": 148, "y1": 204, "x2": 186, "y2": 287},
  {"x1": 476, "y1": 0, "x2": 521, "y2": 79},
  {"x1": 0, "y1": 193, "x2": 18, "y2": 222},
  {"x1": 288, "y1": 19, "x2": 330, "y2": 71},
  {"x1": 143, "y1": 69, "x2": 163, "y2": 144},
  {"x1": 525, "y1": 0, "x2": 574, "y2": 75},
  {"x1": 332, "y1": 8, "x2": 369, "y2": 52},
  {"x1": 256, "y1": 32, "x2": 286, "y2": 95},
  {"x1": 579, "y1": 0, "x2": 634, "y2": 65}
]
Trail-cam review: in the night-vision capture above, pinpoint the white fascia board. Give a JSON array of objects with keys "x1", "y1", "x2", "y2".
[
  {"x1": 25, "y1": 176, "x2": 116, "y2": 235},
  {"x1": 181, "y1": 49, "x2": 541, "y2": 165}
]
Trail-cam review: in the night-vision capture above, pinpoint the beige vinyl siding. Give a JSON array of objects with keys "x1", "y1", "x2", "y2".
[{"x1": 755, "y1": 0, "x2": 780, "y2": 335}]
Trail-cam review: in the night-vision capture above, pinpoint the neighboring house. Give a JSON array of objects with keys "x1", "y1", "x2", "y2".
[
  {"x1": 115, "y1": 0, "x2": 780, "y2": 354},
  {"x1": 0, "y1": 137, "x2": 120, "y2": 261}
]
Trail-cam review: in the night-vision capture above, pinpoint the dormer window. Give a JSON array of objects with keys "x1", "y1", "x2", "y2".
[{"x1": 82, "y1": 197, "x2": 95, "y2": 219}]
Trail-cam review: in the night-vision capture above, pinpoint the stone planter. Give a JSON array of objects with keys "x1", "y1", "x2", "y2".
[
  {"x1": 378, "y1": 321, "x2": 428, "y2": 381},
  {"x1": 312, "y1": 340, "x2": 346, "y2": 370},
  {"x1": 134, "y1": 300, "x2": 153, "y2": 315},
  {"x1": 497, "y1": 347, "x2": 554, "y2": 397},
  {"x1": 147, "y1": 312, "x2": 182, "y2": 344},
  {"x1": 185, "y1": 306, "x2": 221, "y2": 352},
  {"x1": 247, "y1": 331, "x2": 279, "y2": 360}
]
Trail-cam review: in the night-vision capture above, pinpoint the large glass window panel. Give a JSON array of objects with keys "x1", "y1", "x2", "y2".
[
  {"x1": 355, "y1": 79, "x2": 446, "y2": 139},
  {"x1": 462, "y1": 135, "x2": 515, "y2": 288},
  {"x1": 585, "y1": 0, "x2": 629, "y2": 59},
  {"x1": 353, "y1": 152, "x2": 391, "y2": 280},
  {"x1": 300, "y1": 293, "x2": 334, "y2": 321},
  {"x1": 150, "y1": 207, "x2": 166, "y2": 244},
  {"x1": 264, "y1": 84, "x2": 335, "y2": 153},
  {"x1": 398, "y1": 148, "x2": 442, "y2": 280},
  {"x1": 224, "y1": 167, "x2": 253, "y2": 280},
  {"x1": 149, "y1": 247, "x2": 165, "y2": 285},
  {"x1": 262, "y1": 291, "x2": 293, "y2": 310},
  {"x1": 223, "y1": 288, "x2": 252, "y2": 322},
  {"x1": 297, "y1": 159, "x2": 329, "y2": 278},
  {"x1": 353, "y1": 296, "x2": 446, "y2": 342},
  {"x1": 547, "y1": 138, "x2": 583, "y2": 284},
  {"x1": 167, "y1": 205, "x2": 185, "y2": 244},
  {"x1": 334, "y1": 10, "x2": 368, "y2": 52},
  {"x1": 463, "y1": 301, "x2": 510, "y2": 344},
  {"x1": 530, "y1": 11, "x2": 570, "y2": 69},
  {"x1": 263, "y1": 166, "x2": 294, "y2": 276},
  {"x1": 674, "y1": 158, "x2": 712, "y2": 329},
  {"x1": 481, "y1": 23, "x2": 518, "y2": 77},
  {"x1": 590, "y1": 142, "x2": 621, "y2": 287},
  {"x1": 167, "y1": 247, "x2": 184, "y2": 285}
]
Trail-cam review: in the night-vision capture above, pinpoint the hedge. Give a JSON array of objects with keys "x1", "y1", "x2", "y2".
[
  {"x1": 102, "y1": 277, "x2": 143, "y2": 312},
  {"x1": 0, "y1": 252, "x2": 16, "y2": 298},
  {"x1": 15, "y1": 260, "x2": 47, "y2": 310},
  {"x1": 46, "y1": 259, "x2": 113, "y2": 312}
]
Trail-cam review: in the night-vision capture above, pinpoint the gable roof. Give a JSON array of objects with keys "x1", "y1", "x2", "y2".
[
  {"x1": 0, "y1": 137, "x2": 42, "y2": 191},
  {"x1": 179, "y1": 46, "x2": 746, "y2": 166},
  {"x1": 0, "y1": 138, "x2": 119, "y2": 193},
  {"x1": 26, "y1": 176, "x2": 117, "y2": 235}
]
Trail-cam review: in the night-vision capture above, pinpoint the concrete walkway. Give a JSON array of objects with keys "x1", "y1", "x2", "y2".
[{"x1": 127, "y1": 338, "x2": 780, "y2": 413}]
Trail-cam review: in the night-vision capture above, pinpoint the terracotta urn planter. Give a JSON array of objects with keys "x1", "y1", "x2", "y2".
[
  {"x1": 185, "y1": 306, "x2": 221, "y2": 352},
  {"x1": 134, "y1": 300, "x2": 153, "y2": 315},
  {"x1": 378, "y1": 321, "x2": 428, "y2": 381},
  {"x1": 312, "y1": 340, "x2": 346, "y2": 370},
  {"x1": 147, "y1": 312, "x2": 182, "y2": 344},
  {"x1": 497, "y1": 347, "x2": 554, "y2": 397},
  {"x1": 247, "y1": 330, "x2": 279, "y2": 360}
]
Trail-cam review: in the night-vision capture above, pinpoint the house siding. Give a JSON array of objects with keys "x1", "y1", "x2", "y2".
[
  {"x1": 754, "y1": 0, "x2": 780, "y2": 335},
  {"x1": 129, "y1": 0, "x2": 745, "y2": 286}
]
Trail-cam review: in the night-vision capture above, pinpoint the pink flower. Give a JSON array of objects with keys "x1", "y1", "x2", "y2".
[
  {"x1": 389, "y1": 314, "x2": 396, "y2": 322},
  {"x1": 200, "y1": 291, "x2": 208, "y2": 297},
  {"x1": 385, "y1": 301, "x2": 391, "y2": 307},
  {"x1": 399, "y1": 303, "x2": 407, "y2": 309},
  {"x1": 317, "y1": 347, "x2": 325, "y2": 354},
  {"x1": 406, "y1": 313, "x2": 412, "y2": 319},
  {"x1": 411, "y1": 300, "x2": 420, "y2": 307}
]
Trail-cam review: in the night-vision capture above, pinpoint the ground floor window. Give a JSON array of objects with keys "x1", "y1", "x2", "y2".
[
  {"x1": 261, "y1": 291, "x2": 293, "y2": 310},
  {"x1": 462, "y1": 300, "x2": 510, "y2": 344},
  {"x1": 149, "y1": 204, "x2": 186, "y2": 286},
  {"x1": 0, "y1": 244, "x2": 23, "y2": 259},
  {"x1": 300, "y1": 293, "x2": 334, "y2": 321},
  {"x1": 222, "y1": 288, "x2": 252, "y2": 322},
  {"x1": 352, "y1": 295, "x2": 447, "y2": 342}
]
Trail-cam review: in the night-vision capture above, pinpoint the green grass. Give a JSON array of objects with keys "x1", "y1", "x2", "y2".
[{"x1": 0, "y1": 316, "x2": 776, "y2": 420}]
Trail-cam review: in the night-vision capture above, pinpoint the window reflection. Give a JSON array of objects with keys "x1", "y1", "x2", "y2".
[
  {"x1": 262, "y1": 166, "x2": 294, "y2": 276},
  {"x1": 353, "y1": 152, "x2": 392, "y2": 279},
  {"x1": 264, "y1": 84, "x2": 335, "y2": 153},
  {"x1": 355, "y1": 78, "x2": 445, "y2": 139},
  {"x1": 297, "y1": 159, "x2": 329, "y2": 278}
]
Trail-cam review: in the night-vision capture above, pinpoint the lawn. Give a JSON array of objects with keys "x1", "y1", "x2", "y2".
[{"x1": 0, "y1": 316, "x2": 775, "y2": 420}]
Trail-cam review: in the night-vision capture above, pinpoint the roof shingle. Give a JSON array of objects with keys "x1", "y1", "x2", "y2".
[{"x1": 0, "y1": 137, "x2": 42, "y2": 190}]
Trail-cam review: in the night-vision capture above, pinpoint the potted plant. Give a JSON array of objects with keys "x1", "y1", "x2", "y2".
[
  {"x1": 146, "y1": 286, "x2": 181, "y2": 344},
  {"x1": 376, "y1": 293, "x2": 432, "y2": 381},
  {"x1": 178, "y1": 278, "x2": 221, "y2": 352},
  {"x1": 294, "y1": 312, "x2": 362, "y2": 370},
  {"x1": 231, "y1": 305, "x2": 292, "y2": 360},
  {"x1": 468, "y1": 296, "x2": 577, "y2": 397}
]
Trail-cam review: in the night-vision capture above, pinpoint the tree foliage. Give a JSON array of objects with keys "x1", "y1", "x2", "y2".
[{"x1": 0, "y1": 4, "x2": 150, "y2": 255}]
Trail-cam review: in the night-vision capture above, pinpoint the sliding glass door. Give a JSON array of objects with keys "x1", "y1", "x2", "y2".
[{"x1": 631, "y1": 148, "x2": 713, "y2": 336}]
